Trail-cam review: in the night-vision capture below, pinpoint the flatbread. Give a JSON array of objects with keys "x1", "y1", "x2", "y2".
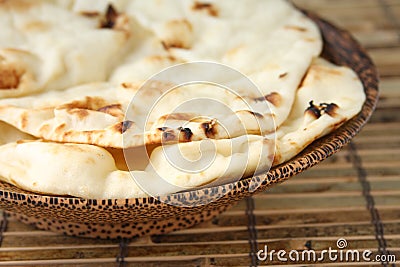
[
  {"x1": 0, "y1": 0, "x2": 367, "y2": 200},
  {"x1": 0, "y1": 134, "x2": 274, "y2": 198},
  {"x1": 111, "y1": 0, "x2": 323, "y2": 129},
  {"x1": 0, "y1": 0, "x2": 132, "y2": 98},
  {"x1": 0, "y1": 80, "x2": 267, "y2": 147},
  {"x1": 273, "y1": 58, "x2": 365, "y2": 165},
  {"x1": 0, "y1": 0, "x2": 322, "y2": 148}
]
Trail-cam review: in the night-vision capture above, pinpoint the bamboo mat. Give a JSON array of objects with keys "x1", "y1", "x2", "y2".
[{"x1": 1, "y1": 0, "x2": 400, "y2": 266}]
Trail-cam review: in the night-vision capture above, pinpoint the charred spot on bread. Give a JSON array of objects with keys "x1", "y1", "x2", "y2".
[
  {"x1": 121, "y1": 120, "x2": 134, "y2": 133},
  {"x1": 321, "y1": 103, "x2": 339, "y2": 117},
  {"x1": 279, "y1": 72, "x2": 288, "y2": 78},
  {"x1": 201, "y1": 120, "x2": 217, "y2": 138},
  {"x1": 157, "y1": 127, "x2": 169, "y2": 132},
  {"x1": 114, "y1": 120, "x2": 134, "y2": 134},
  {"x1": 305, "y1": 100, "x2": 321, "y2": 119},
  {"x1": 162, "y1": 130, "x2": 175, "y2": 142},
  {"x1": 179, "y1": 127, "x2": 193, "y2": 141},
  {"x1": 100, "y1": 4, "x2": 118, "y2": 29},
  {"x1": 305, "y1": 101, "x2": 340, "y2": 119}
]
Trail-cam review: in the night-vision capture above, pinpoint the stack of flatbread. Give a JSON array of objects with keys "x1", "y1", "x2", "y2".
[{"x1": 0, "y1": 0, "x2": 365, "y2": 199}]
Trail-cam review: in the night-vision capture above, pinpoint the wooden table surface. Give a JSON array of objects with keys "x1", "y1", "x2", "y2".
[{"x1": 1, "y1": 1, "x2": 400, "y2": 266}]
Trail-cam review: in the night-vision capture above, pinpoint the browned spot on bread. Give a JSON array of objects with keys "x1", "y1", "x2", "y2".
[
  {"x1": 121, "y1": 82, "x2": 130, "y2": 89},
  {"x1": 0, "y1": 64, "x2": 22, "y2": 89},
  {"x1": 327, "y1": 69, "x2": 342, "y2": 76},
  {"x1": 80, "y1": 11, "x2": 100, "y2": 17},
  {"x1": 305, "y1": 37, "x2": 316, "y2": 42},
  {"x1": 272, "y1": 153, "x2": 281, "y2": 166},
  {"x1": 279, "y1": 72, "x2": 288, "y2": 78},
  {"x1": 161, "y1": 39, "x2": 188, "y2": 49},
  {"x1": 201, "y1": 120, "x2": 217, "y2": 138},
  {"x1": 161, "y1": 41, "x2": 169, "y2": 50},
  {"x1": 85, "y1": 157, "x2": 96, "y2": 165},
  {"x1": 58, "y1": 96, "x2": 109, "y2": 111},
  {"x1": 0, "y1": 0, "x2": 36, "y2": 12},
  {"x1": 308, "y1": 65, "x2": 342, "y2": 82},
  {"x1": 97, "y1": 104, "x2": 123, "y2": 118},
  {"x1": 321, "y1": 103, "x2": 339, "y2": 117},
  {"x1": 120, "y1": 82, "x2": 141, "y2": 90},
  {"x1": 39, "y1": 124, "x2": 51, "y2": 134},
  {"x1": 113, "y1": 122, "x2": 123, "y2": 134},
  {"x1": 67, "y1": 108, "x2": 90, "y2": 119},
  {"x1": 265, "y1": 92, "x2": 282, "y2": 107},
  {"x1": 159, "y1": 113, "x2": 195, "y2": 122},
  {"x1": 192, "y1": 1, "x2": 219, "y2": 17},
  {"x1": 312, "y1": 64, "x2": 342, "y2": 76},
  {"x1": 100, "y1": 4, "x2": 118, "y2": 29},
  {"x1": 284, "y1": 25, "x2": 307, "y2": 32},
  {"x1": 160, "y1": 19, "x2": 193, "y2": 50},
  {"x1": 97, "y1": 103, "x2": 121, "y2": 112},
  {"x1": 305, "y1": 101, "x2": 321, "y2": 119},
  {"x1": 254, "y1": 92, "x2": 282, "y2": 107},
  {"x1": 20, "y1": 112, "x2": 28, "y2": 129},
  {"x1": 23, "y1": 20, "x2": 50, "y2": 32},
  {"x1": 62, "y1": 131, "x2": 72, "y2": 138},
  {"x1": 55, "y1": 123, "x2": 66, "y2": 133},
  {"x1": 246, "y1": 110, "x2": 264, "y2": 118},
  {"x1": 16, "y1": 139, "x2": 36, "y2": 144}
]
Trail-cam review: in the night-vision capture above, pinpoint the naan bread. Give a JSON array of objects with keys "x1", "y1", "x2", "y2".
[
  {"x1": 0, "y1": 0, "x2": 322, "y2": 144},
  {"x1": 111, "y1": 0, "x2": 323, "y2": 129},
  {"x1": 0, "y1": 0, "x2": 367, "y2": 200},
  {"x1": 274, "y1": 58, "x2": 365, "y2": 165},
  {"x1": 0, "y1": 0, "x2": 132, "y2": 98},
  {"x1": 0, "y1": 77, "x2": 276, "y2": 148},
  {"x1": 0, "y1": 135, "x2": 274, "y2": 198}
]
